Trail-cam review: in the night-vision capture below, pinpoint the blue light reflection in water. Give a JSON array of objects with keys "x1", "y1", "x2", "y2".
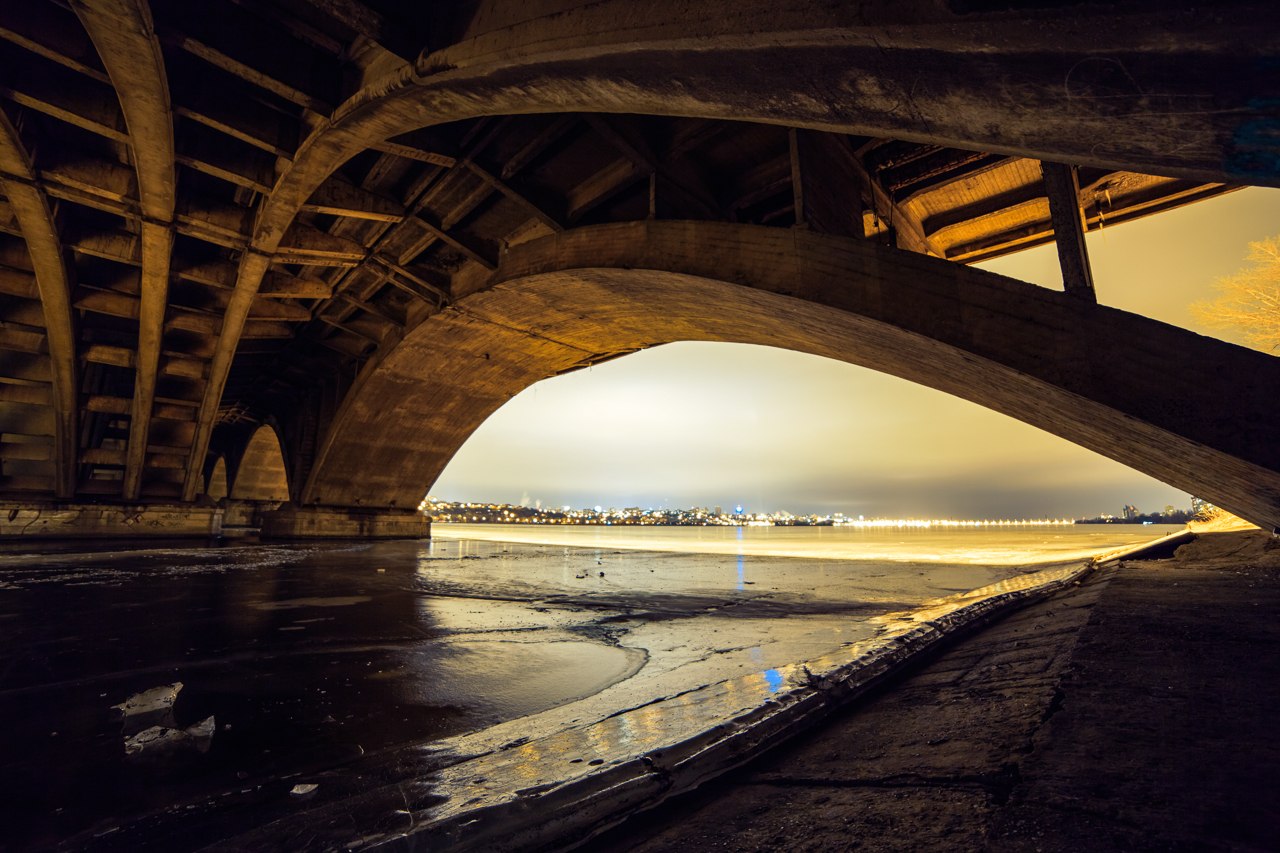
[
  {"x1": 763, "y1": 669, "x2": 785, "y2": 693},
  {"x1": 736, "y1": 526, "x2": 745, "y2": 591}
]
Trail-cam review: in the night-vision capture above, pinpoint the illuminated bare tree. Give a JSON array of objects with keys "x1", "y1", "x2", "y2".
[{"x1": 1193, "y1": 236, "x2": 1280, "y2": 352}]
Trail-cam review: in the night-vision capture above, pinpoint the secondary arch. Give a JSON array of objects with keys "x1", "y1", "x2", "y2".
[
  {"x1": 301, "y1": 221, "x2": 1280, "y2": 530},
  {"x1": 229, "y1": 424, "x2": 290, "y2": 502}
]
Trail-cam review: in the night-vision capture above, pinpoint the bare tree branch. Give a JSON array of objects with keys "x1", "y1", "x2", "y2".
[{"x1": 1192, "y1": 236, "x2": 1280, "y2": 353}]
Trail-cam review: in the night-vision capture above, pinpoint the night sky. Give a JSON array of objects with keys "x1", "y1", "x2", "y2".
[{"x1": 431, "y1": 188, "x2": 1280, "y2": 519}]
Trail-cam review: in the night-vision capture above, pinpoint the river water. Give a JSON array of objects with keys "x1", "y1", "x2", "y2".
[{"x1": 0, "y1": 523, "x2": 1179, "y2": 848}]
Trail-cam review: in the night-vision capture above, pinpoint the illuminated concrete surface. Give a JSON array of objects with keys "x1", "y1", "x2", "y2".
[{"x1": 307, "y1": 221, "x2": 1280, "y2": 530}]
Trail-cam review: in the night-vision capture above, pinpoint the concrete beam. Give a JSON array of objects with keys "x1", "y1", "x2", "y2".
[
  {"x1": 405, "y1": 215, "x2": 496, "y2": 269},
  {"x1": 841, "y1": 138, "x2": 937, "y2": 254},
  {"x1": 73, "y1": 0, "x2": 178, "y2": 501},
  {"x1": 258, "y1": 505, "x2": 428, "y2": 539},
  {"x1": 302, "y1": 222, "x2": 1280, "y2": 532},
  {"x1": 301, "y1": 174, "x2": 406, "y2": 222},
  {"x1": 275, "y1": 224, "x2": 367, "y2": 265},
  {"x1": 463, "y1": 160, "x2": 564, "y2": 233},
  {"x1": 1041, "y1": 161, "x2": 1096, "y2": 302},
  {"x1": 0, "y1": 501, "x2": 223, "y2": 538},
  {"x1": 0, "y1": 2, "x2": 110, "y2": 83},
  {"x1": 585, "y1": 115, "x2": 720, "y2": 219},
  {"x1": 790, "y1": 129, "x2": 891, "y2": 241},
  {"x1": 0, "y1": 112, "x2": 78, "y2": 499},
  {"x1": 0, "y1": 48, "x2": 128, "y2": 141},
  {"x1": 257, "y1": 273, "x2": 333, "y2": 299},
  {"x1": 158, "y1": 6, "x2": 337, "y2": 115},
  {"x1": 170, "y1": 59, "x2": 299, "y2": 158}
]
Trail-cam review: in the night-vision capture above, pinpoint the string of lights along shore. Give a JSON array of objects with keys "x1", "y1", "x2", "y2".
[{"x1": 422, "y1": 499, "x2": 1204, "y2": 527}]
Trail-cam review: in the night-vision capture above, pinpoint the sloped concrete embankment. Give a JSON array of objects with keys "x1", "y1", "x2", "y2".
[{"x1": 589, "y1": 528, "x2": 1279, "y2": 852}]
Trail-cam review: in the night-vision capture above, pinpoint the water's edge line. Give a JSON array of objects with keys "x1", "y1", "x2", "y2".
[
  {"x1": 433, "y1": 522, "x2": 1185, "y2": 566},
  {"x1": 375, "y1": 560, "x2": 1105, "y2": 850},
  {"x1": 1091, "y1": 527, "x2": 1194, "y2": 565}
]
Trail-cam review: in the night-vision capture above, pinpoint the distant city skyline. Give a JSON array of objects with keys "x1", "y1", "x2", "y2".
[
  {"x1": 425, "y1": 498, "x2": 1189, "y2": 524},
  {"x1": 431, "y1": 189, "x2": 1280, "y2": 518}
]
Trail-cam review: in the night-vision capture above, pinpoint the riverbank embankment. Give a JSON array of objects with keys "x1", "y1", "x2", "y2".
[{"x1": 586, "y1": 528, "x2": 1280, "y2": 851}]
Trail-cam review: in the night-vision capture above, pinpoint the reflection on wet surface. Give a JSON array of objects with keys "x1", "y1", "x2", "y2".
[
  {"x1": 0, "y1": 532, "x2": 1145, "y2": 849},
  {"x1": 220, "y1": 560, "x2": 1098, "y2": 851},
  {"x1": 435, "y1": 522, "x2": 1185, "y2": 565}
]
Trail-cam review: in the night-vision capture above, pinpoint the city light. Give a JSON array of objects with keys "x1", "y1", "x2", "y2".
[
  {"x1": 419, "y1": 495, "x2": 1201, "y2": 527},
  {"x1": 418, "y1": 497, "x2": 1100, "y2": 527}
]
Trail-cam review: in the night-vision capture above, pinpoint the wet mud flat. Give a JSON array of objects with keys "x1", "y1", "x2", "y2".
[{"x1": 0, "y1": 537, "x2": 1033, "y2": 850}]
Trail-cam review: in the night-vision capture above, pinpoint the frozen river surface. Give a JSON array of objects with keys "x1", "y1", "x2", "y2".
[{"x1": 0, "y1": 524, "x2": 1179, "y2": 848}]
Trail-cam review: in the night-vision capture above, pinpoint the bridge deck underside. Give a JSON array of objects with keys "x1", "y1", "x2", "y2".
[{"x1": 0, "y1": 1, "x2": 1274, "y2": 521}]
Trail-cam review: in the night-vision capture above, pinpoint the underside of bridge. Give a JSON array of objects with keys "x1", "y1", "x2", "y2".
[{"x1": 0, "y1": 1, "x2": 1276, "y2": 537}]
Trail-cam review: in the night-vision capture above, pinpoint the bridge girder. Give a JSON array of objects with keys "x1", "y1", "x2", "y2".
[
  {"x1": 0, "y1": 108, "x2": 78, "y2": 498},
  {"x1": 72, "y1": 0, "x2": 177, "y2": 500},
  {"x1": 300, "y1": 221, "x2": 1280, "y2": 530}
]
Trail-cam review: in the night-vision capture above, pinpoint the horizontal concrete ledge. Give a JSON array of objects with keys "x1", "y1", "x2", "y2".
[
  {"x1": 0, "y1": 502, "x2": 224, "y2": 539},
  {"x1": 1092, "y1": 527, "x2": 1196, "y2": 564},
  {"x1": 258, "y1": 505, "x2": 430, "y2": 539},
  {"x1": 226, "y1": 560, "x2": 1097, "y2": 850}
]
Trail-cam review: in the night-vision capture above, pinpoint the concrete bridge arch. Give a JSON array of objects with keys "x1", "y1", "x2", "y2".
[
  {"x1": 298, "y1": 221, "x2": 1280, "y2": 530},
  {"x1": 206, "y1": 457, "x2": 229, "y2": 502},
  {"x1": 188, "y1": 1, "x2": 1280, "y2": 499},
  {"x1": 229, "y1": 424, "x2": 290, "y2": 503},
  {"x1": 206, "y1": 422, "x2": 291, "y2": 504}
]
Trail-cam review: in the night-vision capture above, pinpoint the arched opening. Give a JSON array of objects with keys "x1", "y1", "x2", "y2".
[
  {"x1": 431, "y1": 341, "x2": 1193, "y2": 520},
  {"x1": 206, "y1": 456, "x2": 228, "y2": 501},
  {"x1": 301, "y1": 222, "x2": 1280, "y2": 529},
  {"x1": 432, "y1": 189, "x2": 1280, "y2": 519},
  {"x1": 230, "y1": 425, "x2": 290, "y2": 502}
]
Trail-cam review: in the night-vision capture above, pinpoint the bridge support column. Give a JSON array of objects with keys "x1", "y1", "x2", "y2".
[
  {"x1": 258, "y1": 505, "x2": 430, "y2": 540},
  {"x1": 1041, "y1": 161, "x2": 1097, "y2": 301}
]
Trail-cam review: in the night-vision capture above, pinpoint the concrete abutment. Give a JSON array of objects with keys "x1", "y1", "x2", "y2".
[
  {"x1": 257, "y1": 505, "x2": 430, "y2": 540},
  {"x1": 0, "y1": 502, "x2": 227, "y2": 540},
  {"x1": 0, "y1": 502, "x2": 427, "y2": 541}
]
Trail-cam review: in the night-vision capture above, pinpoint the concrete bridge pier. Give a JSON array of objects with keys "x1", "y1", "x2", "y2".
[
  {"x1": 258, "y1": 505, "x2": 430, "y2": 540},
  {"x1": 0, "y1": 501, "x2": 428, "y2": 541},
  {"x1": 0, "y1": 501, "x2": 226, "y2": 540}
]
